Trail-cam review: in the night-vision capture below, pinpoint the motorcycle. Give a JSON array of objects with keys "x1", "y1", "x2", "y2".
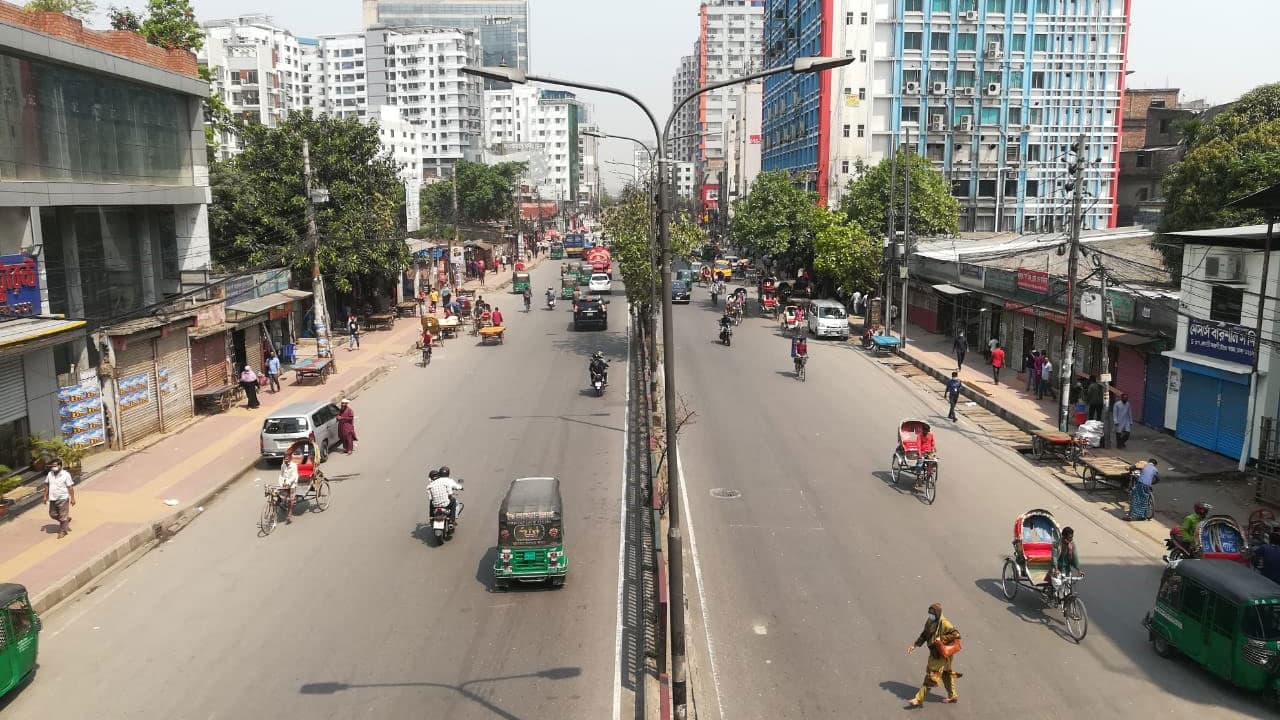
[
  {"x1": 524, "y1": 294, "x2": 532, "y2": 312},
  {"x1": 1164, "y1": 529, "x2": 1194, "y2": 563},
  {"x1": 591, "y1": 368, "x2": 607, "y2": 397},
  {"x1": 546, "y1": 296, "x2": 557, "y2": 310},
  {"x1": 719, "y1": 324, "x2": 733, "y2": 346},
  {"x1": 430, "y1": 484, "x2": 464, "y2": 543}
]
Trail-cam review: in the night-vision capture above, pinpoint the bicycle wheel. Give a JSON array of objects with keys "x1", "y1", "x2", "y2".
[
  {"x1": 1082, "y1": 467, "x2": 1098, "y2": 492},
  {"x1": 259, "y1": 499, "x2": 279, "y2": 535},
  {"x1": 1031, "y1": 436, "x2": 1045, "y2": 459},
  {"x1": 890, "y1": 455, "x2": 902, "y2": 483},
  {"x1": 923, "y1": 467, "x2": 937, "y2": 505},
  {"x1": 1064, "y1": 595, "x2": 1089, "y2": 642},
  {"x1": 1001, "y1": 559, "x2": 1020, "y2": 600},
  {"x1": 314, "y1": 480, "x2": 332, "y2": 511}
]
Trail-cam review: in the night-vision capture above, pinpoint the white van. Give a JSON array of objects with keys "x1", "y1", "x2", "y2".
[{"x1": 807, "y1": 299, "x2": 850, "y2": 339}]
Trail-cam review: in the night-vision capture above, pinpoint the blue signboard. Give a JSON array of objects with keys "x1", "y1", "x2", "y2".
[
  {"x1": 0, "y1": 254, "x2": 40, "y2": 318},
  {"x1": 1187, "y1": 318, "x2": 1256, "y2": 366}
]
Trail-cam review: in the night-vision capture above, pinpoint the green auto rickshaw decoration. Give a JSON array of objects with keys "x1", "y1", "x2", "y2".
[
  {"x1": 561, "y1": 275, "x2": 576, "y2": 299},
  {"x1": 493, "y1": 476, "x2": 566, "y2": 590},
  {"x1": 576, "y1": 263, "x2": 593, "y2": 285},
  {"x1": 512, "y1": 271, "x2": 531, "y2": 294},
  {"x1": 0, "y1": 584, "x2": 40, "y2": 699},
  {"x1": 550, "y1": 242, "x2": 565, "y2": 259},
  {"x1": 1144, "y1": 559, "x2": 1280, "y2": 701}
]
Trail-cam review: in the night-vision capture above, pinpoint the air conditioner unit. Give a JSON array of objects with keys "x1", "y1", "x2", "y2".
[
  {"x1": 986, "y1": 49, "x2": 1004, "y2": 61},
  {"x1": 958, "y1": 116, "x2": 974, "y2": 132},
  {"x1": 904, "y1": 81, "x2": 921, "y2": 94},
  {"x1": 962, "y1": 87, "x2": 976, "y2": 97},
  {"x1": 1205, "y1": 254, "x2": 1243, "y2": 282},
  {"x1": 931, "y1": 81, "x2": 947, "y2": 95},
  {"x1": 964, "y1": 10, "x2": 979, "y2": 21},
  {"x1": 986, "y1": 83, "x2": 1002, "y2": 96},
  {"x1": 929, "y1": 115, "x2": 946, "y2": 131},
  {"x1": 987, "y1": 41, "x2": 1002, "y2": 54}
]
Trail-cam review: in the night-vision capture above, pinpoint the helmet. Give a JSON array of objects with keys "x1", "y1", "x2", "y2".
[
  {"x1": 593, "y1": 351, "x2": 604, "y2": 360},
  {"x1": 438, "y1": 465, "x2": 451, "y2": 478},
  {"x1": 1195, "y1": 501, "x2": 1212, "y2": 517},
  {"x1": 428, "y1": 469, "x2": 440, "y2": 481}
]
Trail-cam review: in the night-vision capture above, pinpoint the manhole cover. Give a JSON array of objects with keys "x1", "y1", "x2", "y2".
[{"x1": 710, "y1": 488, "x2": 741, "y2": 499}]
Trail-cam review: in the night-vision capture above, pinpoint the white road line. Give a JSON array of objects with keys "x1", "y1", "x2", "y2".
[
  {"x1": 612, "y1": 310, "x2": 632, "y2": 720},
  {"x1": 678, "y1": 451, "x2": 725, "y2": 720}
]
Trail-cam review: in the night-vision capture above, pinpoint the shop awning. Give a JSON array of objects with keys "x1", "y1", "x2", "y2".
[
  {"x1": 0, "y1": 317, "x2": 86, "y2": 357},
  {"x1": 189, "y1": 321, "x2": 236, "y2": 340},
  {"x1": 279, "y1": 289, "x2": 313, "y2": 301},
  {"x1": 1163, "y1": 350, "x2": 1253, "y2": 375},
  {"x1": 931, "y1": 283, "x2": 970, "y2": 296},
  {"x1": 226, "y1": 291, "x2": 299, "y2": 321},
  {"x1": 1080, "y1": 329, "x2": 1160, "y2": 346}
]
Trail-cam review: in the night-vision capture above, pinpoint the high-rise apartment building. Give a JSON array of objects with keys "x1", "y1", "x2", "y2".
[
  {"x1": 767, "y1": 0, "x2": 1131, "y2": 232},
  {"x1": 303, "y1": 32, "x2": 369, "y2": 121},
  {"x1": 481, "y1": 86, "x2": 585, "y2": 201},
  {"x1": 578, "y1": 124, "x2": 601, "y2": 210},
  {"x1": 634, "y1": 148, "x2": 655, "y2": 187},
  {"x1": 361, "y1": 0, "x2": 528, "y2": 77},
  {"x1": 670, "y1": 52, "x2": 700, "y2": 164},
  {"x1": 724, "y1": 80, "x2": 763, "y2": 207}
]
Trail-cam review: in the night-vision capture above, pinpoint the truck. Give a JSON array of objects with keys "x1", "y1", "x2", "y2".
[
  {"x1": 583, "y1": 245, "x2": 613, "y2": 277},
  {"x1": 563, "y1": 233, "x2": 586, "y2": 258}
]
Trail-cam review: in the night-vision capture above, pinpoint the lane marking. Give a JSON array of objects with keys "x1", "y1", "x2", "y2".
[
  {"x1": 612, "y1": 309, "x2": 632, "y2": 720},
  {"x1": 678, "y1": 451, "x2": 725, "y2": 720}
]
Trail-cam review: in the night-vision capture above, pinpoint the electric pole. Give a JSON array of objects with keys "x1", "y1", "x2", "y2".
[
  {"x1": 885, "y1": 137, "x2": 898, "y2": 330},
  {"x1": 1057, "y1": 134, "x2": 1087, "y2": 432},
  {"x1": 900, "y1": 127, "x2": 911, "y2": 347},
  {"x1": 1095, "y1": 254, "x2": 1113, "y2": 448},
  {"x1": 303, "y1": 139, "x2": 333, "y2": 367},
  {"x1": 451, "y1": 165, "x2": 461, "y2": 290}
]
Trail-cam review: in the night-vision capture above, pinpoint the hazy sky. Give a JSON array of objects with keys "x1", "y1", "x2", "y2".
[{"x1": 121, "y1": 0, "x2": 1280, "y2": 191}]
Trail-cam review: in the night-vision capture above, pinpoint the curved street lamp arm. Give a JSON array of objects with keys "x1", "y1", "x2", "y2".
[
  {"x1": 662, "y1": 63, "x2": 793, "y2": 142},
  {"x1": 525, "y1": 73, "x2": 662, "y2": 156}
]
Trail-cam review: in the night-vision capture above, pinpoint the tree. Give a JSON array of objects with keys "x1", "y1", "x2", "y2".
[
  {"x1": 811, "y1": 209, "x2": 880, "y2": 296},
  {"x1": 419, "y1": 160, "x2": 526, "y2": 227},
  {"x1": 209, "y1": 112, "x2": 407, "y2": 294},
  {"x1": 138, "y1": 0, "x2": 202, "y2": 51},
  {"x1": 841, "y1": 148, "x2": 960, "y2": 244},
  {"x1": 670, "y1": 210, "x2": 706, "y2": 264},
  {"x1": 21, "y1": 0, "x2": 95, "y2": 18},
  {"x1": 603, "y1": 189, "x2": 656, "y2": 310},
  {"x1": 729, "y1": 170, "x2": 825, "y2": 271},
  {"x1": 107, "y1": 5, "x2": 141, "y2": 31}
]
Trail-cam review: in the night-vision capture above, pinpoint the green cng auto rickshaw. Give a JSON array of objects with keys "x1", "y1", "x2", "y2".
[
  {"x1": 493, "y1": 476, "x2": 566, "y2": 590},
  {"x1": 512, "y1": 271, "x2": 531, "y2": 294},
  {"x1": 0, "y1": 583, "x2": 40, "y2": 699},
  {"x1": 576, "y1": 263, "x2": 593, "y2": 285},
  {"x1": 1144, "y1": 559, "x2": 1280, "y2": 701},
  {"x1": 561, "y1": 275, "x2": 576, "y2": 299},
  {"x1": 550, "y1": 242, "x2": 565, "y2": 259}
]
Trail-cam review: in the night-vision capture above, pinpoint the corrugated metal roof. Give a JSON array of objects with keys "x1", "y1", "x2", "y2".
[
  {"x1": 1164, "y1": 224, "x2": 1273, "y2": 240},
  {"x1": 280, "y1": 289, "x2": 313, "y2": 301},
  {"x1": 189, "y1": 321, "x2": 235, "y2": 340},
  {"x1": 0, "y1": 317, "x2": 85, "y2": 349},
  {"x1": 226, "y1": 291, "x2": 295, "y2": 316}
]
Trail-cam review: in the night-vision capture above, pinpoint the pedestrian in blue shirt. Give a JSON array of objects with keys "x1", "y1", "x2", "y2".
[
  {"x1": 1258, "y1": 532, "x2": 1280, "y2": 585},
  {"x1": 265, "y1": 350, "x2": 282, "y2": 393},
  {"x1": 945, "y1": 372, "x2": 962, "y2": 422}
]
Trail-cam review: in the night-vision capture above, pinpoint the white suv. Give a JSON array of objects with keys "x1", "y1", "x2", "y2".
[
  {"x1": 588, "y1": 273, "x2": 613, "y2": 295},
  {"x1": 807, "y1": 299, "x2": 850, "y2": 339}
]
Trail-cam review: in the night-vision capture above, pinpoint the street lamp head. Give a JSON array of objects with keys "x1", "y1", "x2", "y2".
[
  {"x1": 791, "y1": 56, "x2": 855, "y2": 74},
  {"x1": 582, "y1": 129, "x2": 607, "y2": 139},
  {"x1": 462, "y1": 65, "x2": 528, "y2": 84}
]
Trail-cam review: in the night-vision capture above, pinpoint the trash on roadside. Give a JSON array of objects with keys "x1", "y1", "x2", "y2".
[
  {"x1": 196, "y1": 506, "x2": 204, "y2": 513},
  {"x1": 164, "y1": 499, "x2": 179, "y2": 506}
]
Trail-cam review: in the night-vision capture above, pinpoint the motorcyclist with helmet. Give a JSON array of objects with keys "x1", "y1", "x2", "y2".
[
  {"x1": 545, "y1": 287, "x2": 557, "y2": 309},
  {"x1": 1181, "y1": 501, "x2": 1213, "y2": 547},
  {"x1": 427, "y1": 466, "x2": 464, "y2": 523},
  {"x1": 589, "y1": 351, "x2": 609, "y2": 387}
]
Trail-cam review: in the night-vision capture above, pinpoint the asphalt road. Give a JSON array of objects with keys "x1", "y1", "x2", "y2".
[
  {"x1": 673, "y1": 287, "x2": 1269, "y2": 719},
  {"x1": 5, "y1": 263, "x2": 634, "y2": 720}
]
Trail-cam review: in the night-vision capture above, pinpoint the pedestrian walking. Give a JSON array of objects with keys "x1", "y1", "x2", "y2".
[
  {"x1": 1123, "y1": 459, "x2": 1158, "y2": 521},
  {"x1": 906, "y1": 602, "x2": 962, "y2": 707},
  {"x1": 1038, "y1": 355, "x2": 1054, "y2": 400},
  {"x1": 347, "y1": 315, "x2": 361, "y2": 350},
  {"x1": 851, "y1": 290, "x2": 863, "y2": 317},
  {"x1": 952, "y1": 332, "x2": 968, "y2": 370},
  {"x1": 491, "y1": 306, "x2": 504, "y2": 327},
  {"x1": 986, "y1": 336, "x2": 999, "y2": 363},
  {"x1": 430, "y1": 288, "x2": 440, "y2": 314},
  {"x1": 240, "y1": 364, "x2": 260, "y2": 408},
  {"x1": 1113, "y1": 393, "x2": 1134, "y2": 448},
  {"x1": 990, "y1": 342, "x2": 1005, "y2": 385},
  {"x1": 1025, "y1": 350, "x2": 1038, "y2": 392},
  {"x1": 1086, "y1": 376, "x2": 1105, "y2": 421},
  {"x1": 337, "y1": 398, "x2": 358, "y2": 454},
  {"x1": 265, "y1": 350, "x2": 282, "y2": 393},
  {"x1": 945, "y1": 372, "x2": 962, "y2": 422},
  {"x1": 42, "y1": 457, "x2": 75, "y2": 539}
]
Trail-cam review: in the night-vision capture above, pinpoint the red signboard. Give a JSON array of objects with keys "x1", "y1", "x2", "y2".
[
  {"x1": 1003, "y1": 301, "x2": 1099, "y2": 333},
  {"x1": 749, "y1": 133, "x2": 761, "y2": 144},
  {"x1": 1016, "y1": 268, "x2": 1049, "y2": 294}
]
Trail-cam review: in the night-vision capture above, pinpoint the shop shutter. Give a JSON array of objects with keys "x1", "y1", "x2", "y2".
[
  {"x1": 244, "y1": 324, "x2": 263, "y2": 375},
  {"x1": 189, "y1": 334, "x2": 228, "y2": 390},
  {"x1": 114, "y1": 339, "x2": 161, "y2": 447},
  {"x1": 1116, "y1": 346, "x2": 1147, "y2": 423},
  {"x1": 0, "y1": 356, "x2": 26, "y2": 425},
  {"x1": 1142, "y1": 355, "x2": 1169, "y2": 429},
  {"x1": 1215, "y1": 379, "x2": 1249, "y2": 459},
  {"x1": 1176, "y1": 371, "x2": 1219, "y2": 453},
  {"x1": 156, "y1": 329, "x2": 194, "y2": 430}
]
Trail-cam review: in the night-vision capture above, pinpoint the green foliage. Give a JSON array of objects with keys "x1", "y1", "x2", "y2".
[
  {"x1": 1158, "y1": 83, "x2": 1280, "y2": 275},
  {"x1": 603, "y1": 190, "x2": 657, "y2": 309},
  {"x1": 21, "y1": 0, "x2": 95, "y2": 18},
  {"x1": 841, "y1": 148, "x2": 960, "y2": 244},
  {"x1": 729, "y1": 171, "x2": 826, "y2": 270},
  {"x1": 670, "y1": 210, "x2": 706, "y2": 264},
  {"x1": 812, "y1": 209, "x2": 880, "y2": 295},
  {"x1": 420, "y1": 161, "x2": 526, "y2": 227},
  {"x1": 107, "y1": 5, "x2": 142, "y2": 31},
  {"x1": 138, "y1": 0, "x2": 202, "y2": 51},
  {"x1": 0, "y1": 471, "x2": 21, "y2": 498},
  {"x1": 209, "y1": 112, "x2": 407, "y2": 294},
  {"x1": 28, "y1": 436, "x2": 86, "y2": 471}
]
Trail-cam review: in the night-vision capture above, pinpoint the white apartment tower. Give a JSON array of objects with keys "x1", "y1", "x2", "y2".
[
  {"x1": 724, "y1": 80, "x2": 763, "y2": 207},
  {"x1": 578, "y1": 124, "x2": 601, "y2": 210},
  {"x1": 670, "y1": 52, "x2": 700, "y2": 164},
  {"x1": 634, "y1": 147, "x2": 654, "y2": 187},
  {"x1": 481, "y1": 86, "x2": 585, "y2": 200},
  {"x1": 696, "y1": 1, "x2": 765, "y2": 172}
]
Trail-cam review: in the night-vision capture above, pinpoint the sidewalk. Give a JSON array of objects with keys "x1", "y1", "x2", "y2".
[
  {"x1": 0, "y1": 317, "x2": 421, "y2": 612},
  {"x1": 855, "y1": 316, "x2": 1262, "y2": 548}
]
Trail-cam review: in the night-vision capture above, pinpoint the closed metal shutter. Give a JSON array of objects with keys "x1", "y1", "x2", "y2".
[
  {"x1": 189, "y1": 334, "x2": 228, "y2": 390},
  {"x1": 244, "y1": 324, "x2": 263, "y2": 375},
  {"x1": 1142, "y1": 355, "x2": 1169, "y2": 429},
  {"x1": 1216, "y1": 379, "x2": 1250, "y2": 459},
  {"x1": 0, "y1": 356, "x2": 26, "y2": 425},
  {"x1": 1116, "y1": 346, "x2": 1147, "y2": 423},
  {"x1": 114, "y1": 339, "x2": 161, "y2": 447},
  {"x1": 156, "y1": 329, "x2": 194, "y2": 429},
  {"x1": 1176, "y1": 371, "x2": 1219, "y2": 453}
]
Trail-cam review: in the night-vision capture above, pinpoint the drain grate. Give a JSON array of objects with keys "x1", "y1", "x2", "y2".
[{"x1": 710, "y1": 488, "x2": 741, "y2": 499}]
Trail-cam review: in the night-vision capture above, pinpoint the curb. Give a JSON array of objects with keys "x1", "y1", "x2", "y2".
[{"x1": 29, "y1": 359, "x2": 396, "y2": 615}]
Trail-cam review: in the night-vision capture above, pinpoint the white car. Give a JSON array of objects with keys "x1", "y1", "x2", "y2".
[{"x1": 588, "y1": 273, "x2": 613, "y2": 295}]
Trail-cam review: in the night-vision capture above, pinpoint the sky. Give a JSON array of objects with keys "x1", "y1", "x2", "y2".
[{"x1": 106, "y1": 0, "x2": 1280, "y2": 192}]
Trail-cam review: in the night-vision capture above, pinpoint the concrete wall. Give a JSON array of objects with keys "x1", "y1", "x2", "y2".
[{"x1": 22, "y1": 345, "x2": 58, "y2": 438}]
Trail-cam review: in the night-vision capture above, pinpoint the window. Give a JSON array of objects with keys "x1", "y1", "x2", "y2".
[
  {"x1": 989, "y1": 0, "x2": 1007, "y2": 11},
  {"x1": 958, "y1": 33, "x2": 977, "y2": 51},
  {"x1": 978, "y1": 180, "x2": 997, "y2": 197},
  {"x1": 956, "y1": 69, "x2": 976, "y2": 87},
  {"x1": 930, "y1": 69, "x2": 948, "y2": 85},
  {"x1": 1010, "y1": 34, "x2": 1027, "y2": 52},
  {"x1": 860, "y1": 50, "x2": 868, "y2": 62},
  {"x1": 981, "y1": 107, "x2": 1000, "y2": 124},
  {"x1": 903, "y1": 69, "x2": 922, "y2": 85},
  {"x1": 1026, "y1": 180, "x2": 1039, "y2": 196},
  {"x1": 926, "y1": 143, "x2": 944, "y2": 161},
  {"x1": 846, "y1": 11, "x2": 855, "y2": 24},
  {"x1": 904, "y1": 32, "x2": 923, "y2": 50},
  {"x1": 1027, "y1": 144, "x2": 1043, "y2": 161},
  {"x1": 1033, "y1": 34, "x2": 1048, "y2": 52},
  {"x1": 1013, "y1": 0, "x2": 1029, "y2": 11},
  {"x1": 1009, "y1": 70, "x2": 1025, "y2": 86},
  {"x1": 859, "y1": 87, "x2": 867, "y2": 100},
  {"x1": 1031, "y1": 72, "x2": 1046, "y2": 89},
  {"x1": 1159, "y1": 118, "x2": 1172, "y2": 134},
  {"x1": 1136, "y1": 153, "x2": 1149, "y2": 168},
  {"x1": 1009, "y1": 106, "x2": 1023, "y2": 124},
  {"x1": 984, "y1": 71, "x2": 1002, "y2": 87},
  {"x1": 906, "y1": 0, "x2": 924, "y2": 10},
  {"x1": 861, "y1": 12, "x2": 869, "y2": 24},
  {"x1": 932, "y1": 0, "x2": 950, "y2": 10},
  {"x1": 1181, "y1": 581, "x2": 1209, "y2": 620},
  {"x1": 1157, "y1": 573, "x2": 1183, "y2": 607},
  {"x1": 841, "y1": 160, "x2": 850, "y2": 173},
  {"x1": 901, "y1": 106, "x2": 921, "y2": 123},
  {"x1": 952, "y1": 179, "x2": 970, "y2": 196},
  {"x1": 931, "y1": 32, "x2": 950, "y2": 51},
  {"x1": 845, "y1": 49, "x2": 854, "y2": 58},
  {"x1": 1035, "y1": 0, "x2": 1050, "y2": 10},
  {"x1": 1244, "y1": 605, "x2": 1280, "y2": 641},
  {"x1": 1029, "y1": 107, "x2": 1043, "y2": 124},
  {"x1": 857, "y1": 124, "x2": 865, "y2": 138},
  {"x1": 1004, "y1": 179, "x2": 1017, "y2": 197},
  {"x1": 843, "y1": 124, "x2": 851, "y2": 138},
  {"x1": 1135, "y1": 188, "x2": 1150, "y2": 202},
  {"x1": 1210, "y1": 285, "x2": 1244, "y2": 324},
  {"x1": 1150, "y1": 98, "x2": 1167, "y2": 109}
]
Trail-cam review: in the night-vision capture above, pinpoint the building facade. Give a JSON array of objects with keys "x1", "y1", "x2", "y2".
[
  {"x1": 361, "y1": 0, "x2": 528, "y2": 76},
  {"x1": 577, "y1": 124, "x2": 601, "y2": 211},
  {"x1": 725, "y1": 80, "x2": 764, "y2": 208},
  {"x1": 1116, "y1": 88, "x2": 1207, "y2": 227},
  {"x1": 482, "y1": 85, "x2": 584, "y2": 200},
  {"x1": 634, "y1": 147, "x2": 655, "y2": 186},
  {"x1": 671, "y1": 52, "x2": 700, "y2": 164},
  {"x1": 698, "y1": 1, "x2": 765, "y2": 192}
]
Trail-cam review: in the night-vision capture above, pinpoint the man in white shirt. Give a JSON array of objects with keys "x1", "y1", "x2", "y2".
[
  {"x1": 1039, "y1": 357, "x2": 1054, "y2": 400},
  {"x1": 427, "y1": 466, "x2": 463, "y2": 522},
  {"x1": 42, "y1": 458, "x2": 76, "y2": 538},
  {"x1": 277, "y1": 456, "x2": 299, "y2": 522}
]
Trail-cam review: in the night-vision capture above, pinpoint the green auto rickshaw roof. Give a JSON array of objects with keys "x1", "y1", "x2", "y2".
[
  {"x1": 0, "y1": 583, "x2": 28, "y2": 606},
  {"x1": 1173, "y1": 559, "x2": 1280, "y2": 605},
  {"x1": 499, "y1": 476, "x2": 563, "y2": 521}
]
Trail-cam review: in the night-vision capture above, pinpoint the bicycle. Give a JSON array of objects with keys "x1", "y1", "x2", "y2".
[
  {"x1": 794, "y1": 354, "x2": 807, "y2": 381},
  {"x1": 422, "y1": 343, "x2": 432, "y2": 366}
]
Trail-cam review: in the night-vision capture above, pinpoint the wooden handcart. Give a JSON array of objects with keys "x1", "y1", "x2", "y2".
[
  {"x1": 438, "y1": 315, "x2": 460, "y2": 339},
  {"x1": 1079, "y1": 456, "x2": 1143, "y2": 493},
  {"x1": 869, "y1": 335, "x2": 901, "y2": 355},
  {"x1": 293, "y1": 357, "x2": 334, "y2": 385},
  {"x1": 479, "y1": 326, "x2": 506, "y2": 345},
  {"x1": 194, "y1": 383, "x2": 242, "y2": 413},
  {"x1": 396, "y1": 300, "x2": 418, "y2": 318},
  {"x1": 1030, "y1": 429, "x2": 1086, "y2": 467},
  {"x1": 366, "y1": 312, "x2": 396, "y2": 331},
  {"x1": 421, "y1": 316, "x2": 443, "y2": 345}
]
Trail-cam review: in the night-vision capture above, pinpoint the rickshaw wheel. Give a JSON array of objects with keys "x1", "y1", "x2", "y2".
[
  {"x1": 314, "y1": 480, "x2": 332, "y2": 511},
  {"x1": 1000, "y1": 559, "x2": 1020, "y2": 600},
  {"x1": 259, "y1": 499, "x2": 279, "y2": 535},
  {"x1": 922, "y1": 468, "x2": 937, "y2": 505},
  {"x1": 889, "y1": 455, "x2": 902, "y2": 483},
  {"x1": 319, "y1": 440, "x2": 330, "y2": 463},
  {"x1": 1064, "y1": 595, "x2": 1089, "y2": 642},
  {"x1": 1031, "y1": 436, "x2": 1044, "y2": 459},
  {"x1": 1082, "y1": 468, "x2": 1098, "y2": 492}
]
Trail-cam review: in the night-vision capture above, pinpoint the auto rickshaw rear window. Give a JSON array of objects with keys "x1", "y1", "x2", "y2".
[
  {"x1": 5, "y1": 599, "x2": 32, "y2": 636},
  {"x1": 1244, "y1": 604, "x2": 1280, "y2": 641},
  {"x1": 264, "y1": 417, "x2": 307, "y2": 434}
]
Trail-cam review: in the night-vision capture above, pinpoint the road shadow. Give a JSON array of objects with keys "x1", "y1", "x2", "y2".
[
  {"x1": 476, "y1": 546, "x2": 497, "y2": 591},
  {"x1": 410, "y1": 522, "x2": 438, "y2": 547},
  {"x1": 774, "y1": 370, "x2": 801, "y2": 380},
  {"x1": 972, "y1": 578, "x2": 1070, "y2": 641},
  {"x1": 550, "y1": 327, "x2": 629, "y2": 362},
  {"x1": 879, "y1": 679, "x2": 919, "y2": 702},
  {"x1": 299, "y1": 666, "x2": 583, "y2": 720}
]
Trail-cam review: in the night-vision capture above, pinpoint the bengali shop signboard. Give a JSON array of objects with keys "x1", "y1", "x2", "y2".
[
  {"x1": 0, "y1": 254, "x2": 40, "y2": 318},
  {"x1": 1187, "y1": 318, "x2": 1256, "y2": 366},
  {"x1": 1016, "y1": 268, "x2": 1049, "y2": 294}
]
